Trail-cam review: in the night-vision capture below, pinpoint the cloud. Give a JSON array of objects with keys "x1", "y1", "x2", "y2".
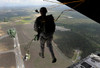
[
  {"x1": 1, "y1": 0, "x2": 21, "y2": 3},
  {"x1": 0, "y1": 0, "x2": 60, "y2": 7},
  {"x1": 0, "y1": 0, "x2": 46, "y2": 4}
]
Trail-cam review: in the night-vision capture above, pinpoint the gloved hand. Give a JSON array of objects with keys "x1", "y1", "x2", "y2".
[{"x1": 34, "y1": 34, "x2": 39, "y2": 41}]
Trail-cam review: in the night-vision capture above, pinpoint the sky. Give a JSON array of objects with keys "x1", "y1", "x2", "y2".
[{"x1": 0, "y1": 0, "x2": 62, "y2": 7}]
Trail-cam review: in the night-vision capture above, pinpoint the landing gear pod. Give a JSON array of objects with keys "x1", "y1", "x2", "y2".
[{"x1": 7, "y1": 28, "x2": 16, "y2": 38}]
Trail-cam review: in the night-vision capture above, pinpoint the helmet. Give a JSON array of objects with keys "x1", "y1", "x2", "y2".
[{"x1": 40, "y1": 7, "x2": 48, "y2": 14}]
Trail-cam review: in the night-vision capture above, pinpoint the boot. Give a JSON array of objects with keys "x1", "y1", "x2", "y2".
[{"x1": 52, "y1": 58, "x2": 57, "y2": 63}]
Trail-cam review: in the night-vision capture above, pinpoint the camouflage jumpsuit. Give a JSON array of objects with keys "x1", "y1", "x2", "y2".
[{"x1": 34, "y1": 15, "x2": 56, "y2": 60}]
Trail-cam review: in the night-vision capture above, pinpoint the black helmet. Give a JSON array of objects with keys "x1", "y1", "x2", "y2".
[{"x1": 40, "y1": 7, "x2": 47, "y2": 13}]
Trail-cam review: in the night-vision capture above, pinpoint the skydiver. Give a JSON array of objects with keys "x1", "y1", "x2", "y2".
[{"x1": 34, "y1": 7, "x2": 57, "y2": 63}]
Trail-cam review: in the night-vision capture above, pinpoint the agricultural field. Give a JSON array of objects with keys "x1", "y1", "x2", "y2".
[
  {"x1": 0, "y1": 6, "x2": 73, "y2": 68},
  {"x1": 0, "y1": 5, "x2": 100, "y2": 67},
  {"x1": 53, "y1": 11, "x2": 100, "y2": 60}
]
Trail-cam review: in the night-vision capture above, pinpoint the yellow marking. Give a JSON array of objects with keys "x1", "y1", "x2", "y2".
[{"x1": 43, "y1": 0, "x2": 85, "y2": 9}]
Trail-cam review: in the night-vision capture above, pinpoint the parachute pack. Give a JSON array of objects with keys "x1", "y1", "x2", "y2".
[{"x1": 38, "y1": 14, "x2": 55, "y2": 34}]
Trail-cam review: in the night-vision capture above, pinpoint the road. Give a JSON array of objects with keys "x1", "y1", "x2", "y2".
[
  {"x1": 14, "y1": 30, "x2": 25, "y2": 68},
  {"x1": 0, "y1": 34, "x2": 9, "y2": 40},
  {"x1": 0, "y1": 49, "x2": 14, "y2": 55}
]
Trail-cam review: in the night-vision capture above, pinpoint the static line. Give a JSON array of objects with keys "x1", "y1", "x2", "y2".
[{"x1": 43, "y1": 0, "x2": 85, "y2": 9}]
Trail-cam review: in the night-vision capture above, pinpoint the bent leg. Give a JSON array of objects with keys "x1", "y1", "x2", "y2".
[{"x1": 47, "y1": 37, "x2": 57, "y2": 63}]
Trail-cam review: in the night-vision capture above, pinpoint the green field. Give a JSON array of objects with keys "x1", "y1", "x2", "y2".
[{"x1": 53, "y1": 11, "x2": 100, "y2": 61}]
